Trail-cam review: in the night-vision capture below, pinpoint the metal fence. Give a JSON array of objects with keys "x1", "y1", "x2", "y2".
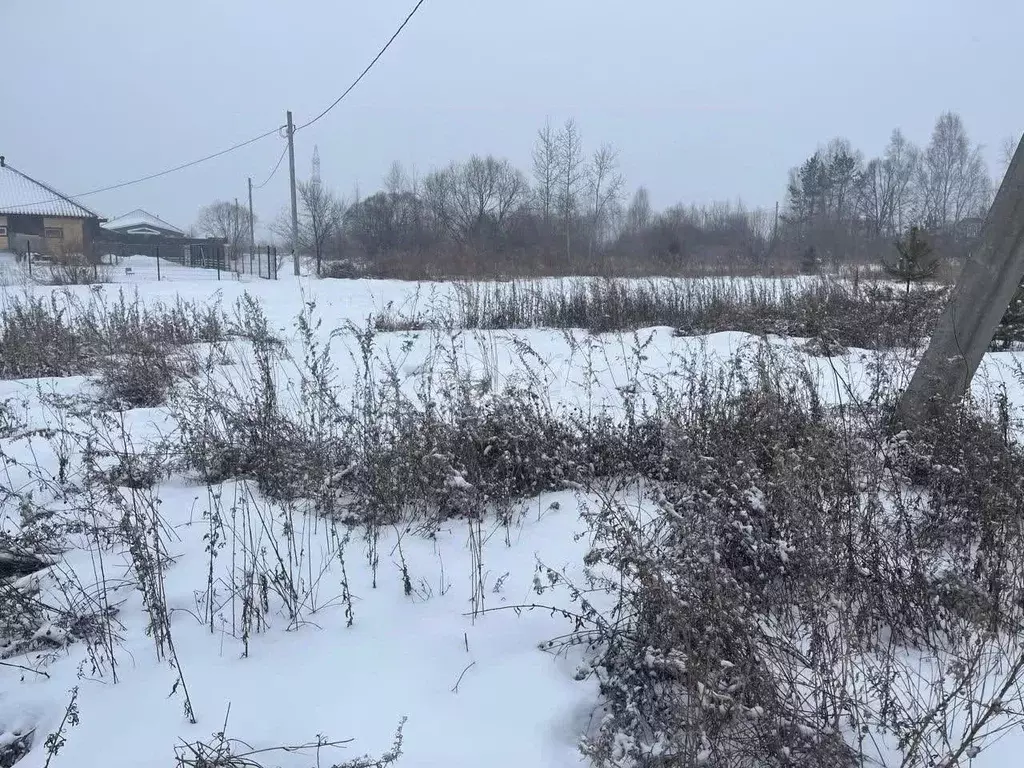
[
  {"x1": 99, "y1": 243, "x2": 227, "y2": 282},
  {"x1": 233, "y1": 246, "x2": 279, "y2": 280},
  {"x1": 2, "y1": 240, "x2": 281, "y2": 286},
  {"x1": 93, "y1": 241, "x2": 280, "y2": 282}
]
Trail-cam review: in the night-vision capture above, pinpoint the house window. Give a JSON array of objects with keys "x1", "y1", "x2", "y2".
[
  {"x1": 45, "y1": 227, "x2": 64, "y2": 240},
  {"x1": 0, "y1": 226, "x2": 7, "y2": 237}
]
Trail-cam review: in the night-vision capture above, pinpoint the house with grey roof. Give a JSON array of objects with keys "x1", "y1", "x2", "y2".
[
  {"x1": 0, "y1": 156, "x2": 104, "y2": 256},
  {"x1": 102, "y1": 209, "x2": 185, "y2": 239}
]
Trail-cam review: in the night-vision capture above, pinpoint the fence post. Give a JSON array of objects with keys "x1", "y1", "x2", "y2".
[
  {"x1": 274, "y1": 246, "x2": 278, "y2": 279},
  {"x1": 156, "y1": 246, "x2": 161, "y2": 281},
  {"x1": 216, "y1": 246, "x2": 221, "y2": 281}
]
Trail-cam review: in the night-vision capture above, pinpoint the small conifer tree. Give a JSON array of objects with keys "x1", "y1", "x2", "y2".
[
  {"x1": 883, "y1": 226, "x2": 938, "y2": 294},
  {"x1": 882, "y1": 226, "x2": 939, "y2": 348}
]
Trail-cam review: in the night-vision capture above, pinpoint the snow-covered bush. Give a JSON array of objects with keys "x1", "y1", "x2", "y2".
[
  {"x1": 8, "y1": 285, "x2": 1017, "y2": 768},
  {"x1": 440, "y1": 277, "x2": 947, "y2": 350},
  {"x1": 0, "y1": 289, "x2": 227, "y2": 381},
  {"x1": 174, "y1": 716, "x2": 406, "y2": 768},
  {"x1": 550, "y1": 357, "x2": 1024, "y2": 767},
  {"x1": 94, "y1": 342, "x2": 198, "y2": 408}
]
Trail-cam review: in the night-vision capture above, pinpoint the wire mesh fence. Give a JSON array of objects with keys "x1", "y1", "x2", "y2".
[{"x1": 0, "y1": 242, "x2": 280, "y2": 286}]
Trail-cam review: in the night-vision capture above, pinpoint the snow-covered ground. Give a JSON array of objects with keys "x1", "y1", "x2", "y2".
[
  {"x1": 4, "y1": 486, "x2": 597, "y2": 768},
  {"x1": 2, "y1": 263, "x2": 1024, "y2": 768}
]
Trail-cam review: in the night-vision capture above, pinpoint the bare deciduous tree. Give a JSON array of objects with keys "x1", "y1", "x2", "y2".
[
  {"x1": 1001, "y1": 134, "x2": 1021, "y2": 180},
  {"x1": 556, "y1": 119, "x2": 587, "y2": 263},
  {"x1": 195, "y1": 201, "x2": 254, "y2": 262},
  {"x1": 297, "y1": 179, "x2": 346, "y2": 276},
  {"x1": 860, "y1": 129, "x2": 921, "y2": 236},
  {"x1": 268, "y1": 209, "x2": 293, "y2": 251},
  {"x1": 588, "y1": 144, "x2": 625, "y2": 256},
  {"x1": 489, "y1": 158, "x2": 530, "y2": 232},
  {"x1": 345, "y1": 190, "x2": 428, "y2": 256},
  {"x1": 423, "y1": 155, "x2": 529, "y2": 244},
  {"x1": 919, "y1": 112, "x2": 991, "y2": 228},
  {"x1": 384, "y1": 161, "x2": 410, "y2": 196},
  {"x1": 532, "y1": 119, "x2": 558, "y2": 226},
  {"x1": 421, "y1": 169, "x2": 453, "y2": 239},
  {"x1": 625, "y1": 187, "x2": 652, "y2": 235}
]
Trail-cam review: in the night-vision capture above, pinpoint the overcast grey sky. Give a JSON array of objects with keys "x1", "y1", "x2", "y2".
[{"x1": 4, "y1": 0, "x2": 1022, "y2": 237}]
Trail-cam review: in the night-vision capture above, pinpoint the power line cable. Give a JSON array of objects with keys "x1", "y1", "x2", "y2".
[
  {"x1": 6, "y1": 125, "x2": 283, "y2": 211},
  {"x1": 253, "y1": 142, "x2": 290, "y2": 190},
  {"x1": 295, "y1": 0, "x2": 427, "y2": 132},
  {"x1": 8, "y1": 0, "x2": 426, "y2": 212}
]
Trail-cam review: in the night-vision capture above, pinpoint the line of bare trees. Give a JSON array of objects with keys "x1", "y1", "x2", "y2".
[
  {"x1": 783, "y1": 112, "x2": 998, "y2": 271},
  {"x1": 332, "y1": 119, "x2": 631, "y2": 278},
  {"x1": 194, "y1": 111, "x2": 1012, "y2": 279}
]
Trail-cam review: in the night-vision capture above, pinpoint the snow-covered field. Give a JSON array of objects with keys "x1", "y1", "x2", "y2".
[{"x1": 2, "y1": 261, "x2": 1024, "y2": 768}]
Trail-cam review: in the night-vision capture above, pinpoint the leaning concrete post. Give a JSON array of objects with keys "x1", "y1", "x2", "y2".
[{"x1": 897, "y1": 135, "x2": 1024, "y2": 429}]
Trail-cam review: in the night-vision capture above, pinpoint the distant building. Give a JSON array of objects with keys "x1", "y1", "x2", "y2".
[
  {"x1": 102, "y1": 209, "x2": 185, "y2": 239},
  {"x1": 96, "y1": 208, "x2": 225, "y2": 270},
  {"x1": 954, "y1": 216, "x2": 985, "y2": 240},
  {"x1": 0, "y1": 156, "x2": 104, "y2": 256}
]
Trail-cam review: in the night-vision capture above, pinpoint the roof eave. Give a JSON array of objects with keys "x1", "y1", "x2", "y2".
[{"x1": 0, "y1": 211, "x2": 101, "y2": 220}]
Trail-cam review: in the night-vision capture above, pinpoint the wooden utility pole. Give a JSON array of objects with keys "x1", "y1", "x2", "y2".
[
  {"x1": 897, "y1": 134, "x2": 1024, "y2": 428},
  {"x1": 247, "y1": 177, "x2": 256, "y2": 266},
  {"x1": 286, "y1": 110, "x2": 300, "y2": 277}
]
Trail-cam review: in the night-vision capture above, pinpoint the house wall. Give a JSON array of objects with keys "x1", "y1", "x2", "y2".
[
  {"x1": 42, "y1": 217, "x2": 86, "y2": 256},
  {"x1": 2, "y1": 215, "x2": 99, "y2": 257},
  {"x1": 83, "y1": 219, "x2": 102, "y2": 257},
  {"x1": 0, "y1": 215, "x2": 7, "y2": 251}
]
